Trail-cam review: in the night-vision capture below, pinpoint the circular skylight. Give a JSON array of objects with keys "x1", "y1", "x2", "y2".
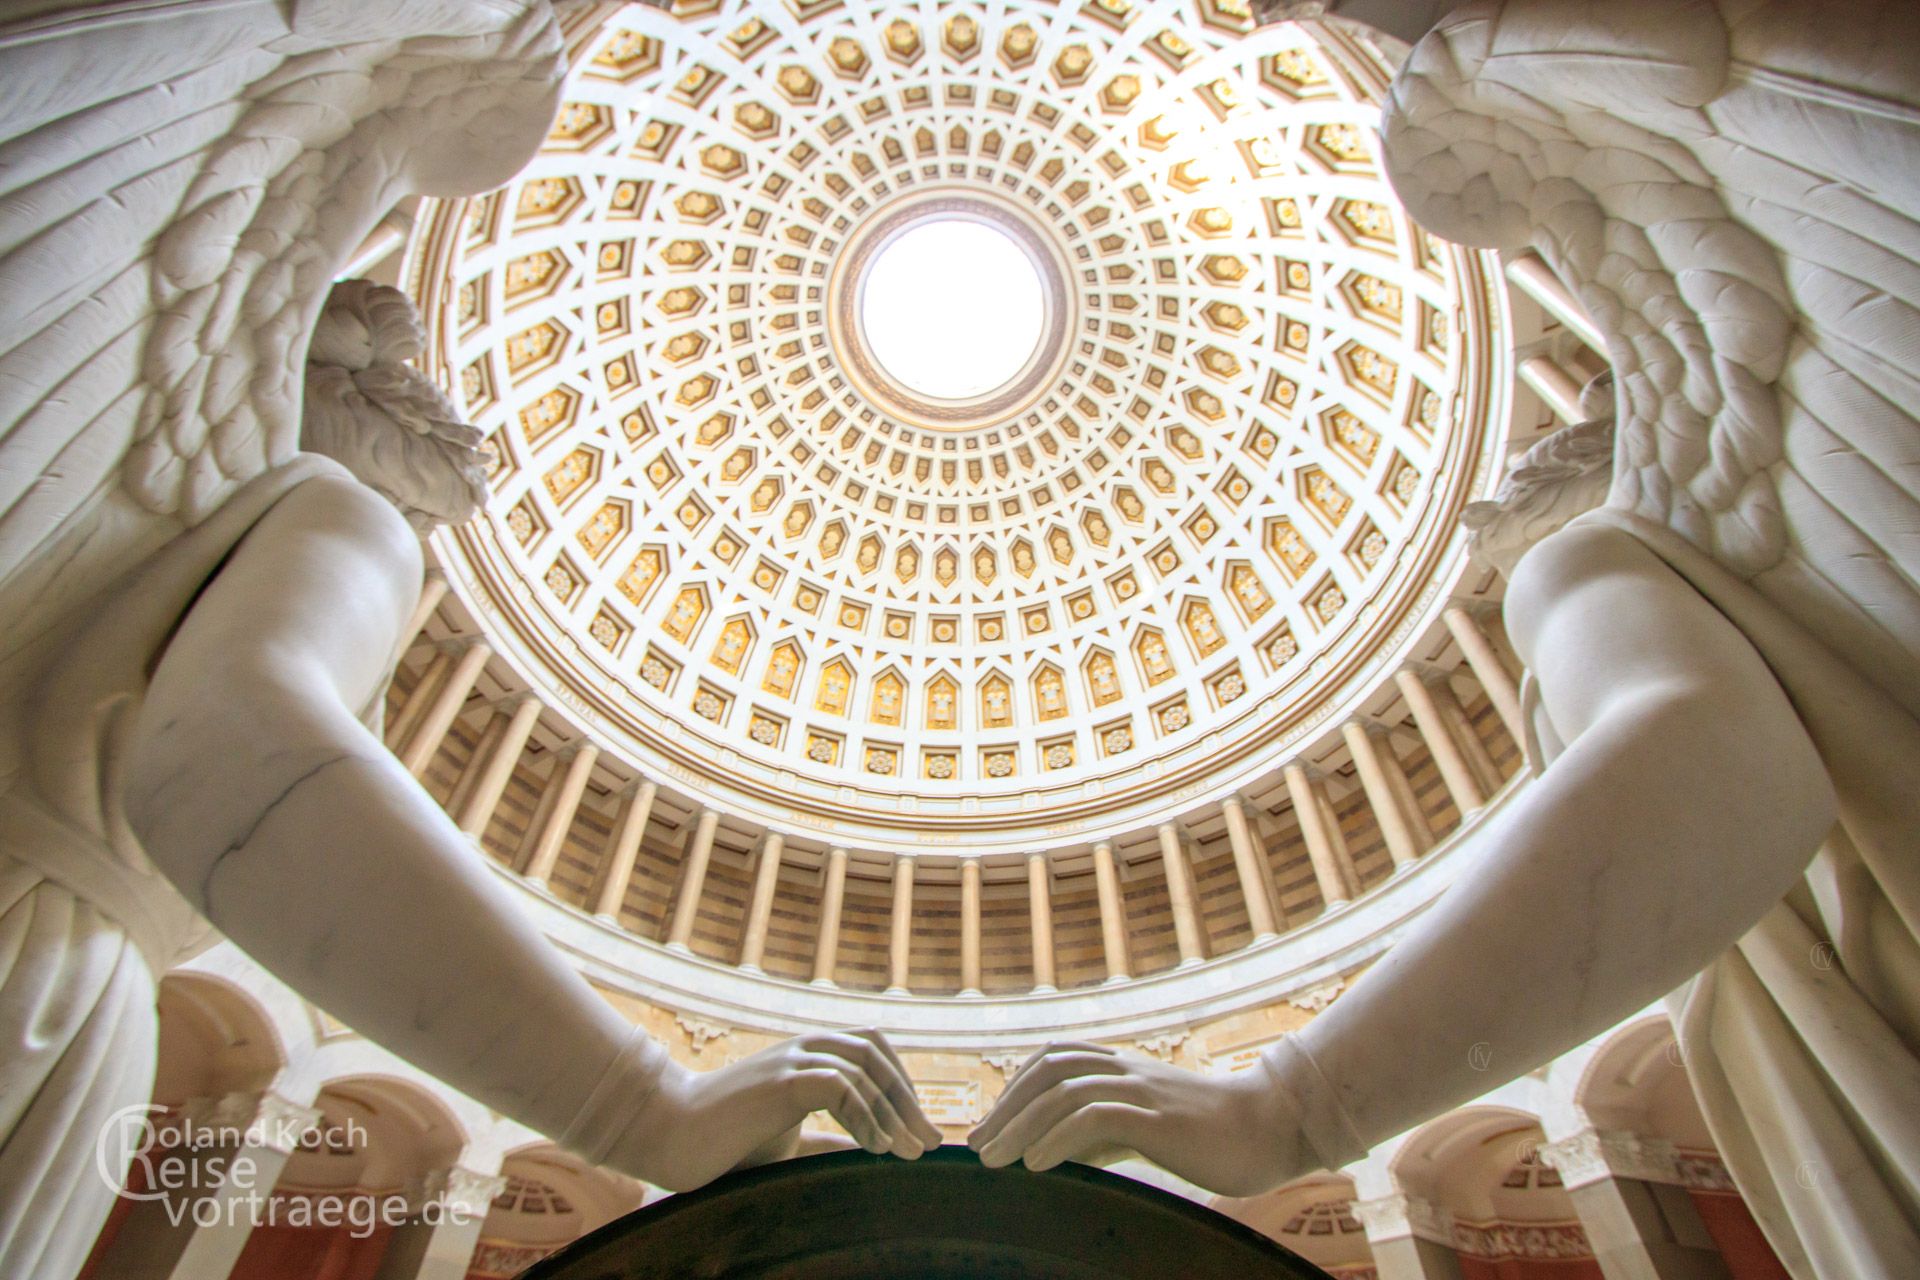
[{"x1": 859, "y1": 219, "x2": 1044, "y2": 400}]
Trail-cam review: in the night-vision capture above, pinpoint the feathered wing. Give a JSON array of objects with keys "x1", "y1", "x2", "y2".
[
  {"x1": 1379, "y1": 0, "x2": 1920, "y2": 712},
  {"x1": 0, "y1": 0, "x2": 562, "y2": 631}
]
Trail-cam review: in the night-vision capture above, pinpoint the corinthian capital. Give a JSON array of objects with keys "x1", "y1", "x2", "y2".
[{"x1": 1538, "y1": 1128, "x2": 1680, "y2": 1190}]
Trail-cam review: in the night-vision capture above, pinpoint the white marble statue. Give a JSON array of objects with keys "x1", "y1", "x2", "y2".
[
  {"x1": 976, "y1": 2, "x2": 1920, "y2": 1275},
  {"x1": 0, "y1": 7, "x2": 934, "y2": 1277}
]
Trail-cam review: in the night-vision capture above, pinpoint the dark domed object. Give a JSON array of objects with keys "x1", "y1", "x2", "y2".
[{"x1": 521, "y1": 1146, "x2": 1333, "y2": 1279}]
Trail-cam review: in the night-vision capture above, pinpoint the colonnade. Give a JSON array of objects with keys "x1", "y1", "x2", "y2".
[
  {"x1": 96, "y1": 954, "x2": 1784, "y2": 1280},
  {"x1": 1317, "y1": 1122, "x2": 1763, "y2": 1280},
  {"x1": 388, "y1": 581, "x2": 1523, "y2": 997}
]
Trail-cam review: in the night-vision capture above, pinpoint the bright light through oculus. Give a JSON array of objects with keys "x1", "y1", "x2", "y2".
[{"x1": 859, "y1": 220, "x2": 1044, "y2": 400}]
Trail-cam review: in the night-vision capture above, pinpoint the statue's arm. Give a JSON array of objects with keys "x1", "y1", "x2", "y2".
[
  {"x1": 121, "y1": 475, "x2": 938, "y2": 1187},
  {"x1": 1293, "y1": 522, "x2": 1835, "y2": 1145},
  {"x1": 975, "y1": 522, "x2": 1834, "y2": 1189}
]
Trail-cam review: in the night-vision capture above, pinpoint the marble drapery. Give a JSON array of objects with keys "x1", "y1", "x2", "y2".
[
  {"x1": 1568, "y1": 510, "x2": 1920, "y2": 1278},
  {"x1": 0, "y1": 457, "x2": 353, "y2": 1277}
]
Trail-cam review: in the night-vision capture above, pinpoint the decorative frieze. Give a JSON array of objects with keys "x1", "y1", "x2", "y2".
[
  {"x1": 1349, "y1": 1193, "x2": 1454, "y2": 1247},
  {"x1": 1452, "y1": 1220, "x2": 1592, "y2": 1261},
  {"x1": 1538, "y1": 1128, "x2": 1680, "y2": 1190},
  {"x1": 674, "y1": 1014, "x2": 733, "y2": 1055},
  {"x1": 1287, "y1": 978, "x2": 1344, "y2": 1011}
]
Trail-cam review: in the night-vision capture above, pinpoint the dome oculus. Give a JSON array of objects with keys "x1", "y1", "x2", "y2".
[
  {"x1": 859, "y1": 219, "x2": 1044, "y2": 401},
  {"x1": 827, "y1": 189, "x2": 1074, "y2": 431}
]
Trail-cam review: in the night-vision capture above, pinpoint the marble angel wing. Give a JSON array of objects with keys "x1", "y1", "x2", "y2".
[
  {"x1": 1378, "y1": 0, "x2": 1920, "y2": 709},
  {"x1": 0, "y1": 0, "x2": 562, "y2": 625}
]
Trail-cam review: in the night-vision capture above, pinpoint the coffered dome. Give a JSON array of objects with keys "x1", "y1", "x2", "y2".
[{"x1": 407, "y1": 0, "x2": 1511, "y2": 854}]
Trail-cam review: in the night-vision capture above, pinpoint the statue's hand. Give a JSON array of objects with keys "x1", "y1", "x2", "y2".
[
  {"x1": 616, "y1": 1029, "x2": 944, "y2": 1191},
  {"x1": 968, "y1": 1042, "x2": 1308, "y2": 1197}
]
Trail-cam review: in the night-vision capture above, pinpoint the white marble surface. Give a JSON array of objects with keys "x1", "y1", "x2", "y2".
[{"x1": 0, "y1": 7, "x2": 569, "y2": 1273}]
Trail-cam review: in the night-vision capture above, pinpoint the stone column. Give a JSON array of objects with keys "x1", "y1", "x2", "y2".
[
  {"x1": 1506, "y1": 252, "x2": 1606, "y2": 351},
  {"x1": 665, "y1": 808, "x2": 721, "y2": 952},
  {"x1": 386, "y1": 648, "x2": 453, "y2": 752},
  {"x1": 1520, "y1": 353, "x2": 1588, "y2": 424},
  {"x1": 811, "y1": 847, "x2": 849, "y2": 986},
  {"x1": 886, "y1": 855, "x2": 916, "y2": 994},
  {"x1": 592, "y1": 778, "x2": 657, "y2": 922},
  {"x1": 442, "y1": 705, "x2": 505, "y2": 821},
  {"x1": 1026, "y1": 853, "x2": 1056, "y2": 993},
  {"x1": 400, "y1": 640, "x2": 491, "y2": 777},
  {"x1": 1540, "y1": 1130, "x2": 1732, "y2": 1280},
  {"x1": 738, "y1": 832, "x2": 785, "y2": 973},
  {"x1": 523, "y1": 744, "x2": 598, "y2": 887},
  {"x1": 1352, "y1": 1194, "x2": 1466, "y2": 1280},
  {"x1": 1316, "y1": 785, "x2": 1361, "y2": 895},
  {"x1": 1443, "y1": 607, "x2": 1524, "y2": 740},
  {"x1": 345, "y1": 209, "x2": 417, "y2": 281},
  {"x1": 1091, "y1": 840, "x2": 1131, "y2": 983},
  {"x1": 1394, "y1": 668, "x2": 1485, "y2": 815},
  {"x1": 454, "y1": 696, "x2": 542, "y2": 837},
  {"x1": 370, "y1": 1166, "x2": 507, "y2": 1280},
  {"x1": 1218, "y1": 795, "x2": 1279, "y2": 940},
  {"x1": 1156, "y1": 822, "x2": 1207, "y2": 966},
  {"x1": 1342, "y1": 722, "x2": 1426, "y2": 868},
  {"x1": 1429, "y1": 676, "x2": 1503, "y2": 797},
  {"x1": 508, "y1": 758, "x2": 561, "y2": 875},
  {"x1": 90, "y1": 1090, "x2": 323, "y2": 1280},
  {"x1": 1380, "y1": 727, "x2": 1437, "y2": 852},
  {"x1": 402, "y1": 569, "x2": 450, "y2": 649},
  {"x1": 1284, "y1": 764, "x2": 1355, "y2": 910},
  {"x1": 959, "y1": 860, "x2": 983, "y2": 996}
]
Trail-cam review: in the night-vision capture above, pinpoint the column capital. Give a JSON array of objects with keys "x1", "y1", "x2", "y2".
[
  {"x1": 414, "y1": 1165, "x2": 509, "y2": 1218},
  {"x1": 1538, "y1": 1128, "x2": 1681, "y2": 1190},
  {"x1": 1350, "y1": 1192, "x2": 1454, "y2": 1247},
  {"x1": 485, "y1": 692, "x2": 543, "y2": 715},
  {"x1": 181, "y1": 1089, "x2": 325, "y2": 1156},
  {"x1": 811, "y1": 844, "x2": 850, "y2": 987}
]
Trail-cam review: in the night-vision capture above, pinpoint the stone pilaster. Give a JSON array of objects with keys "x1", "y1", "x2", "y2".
[
  {"x1": 1540, "y1": 1130, "x2": 1730, "y2": 1280},
  {"x1": 1351, "y1": 1194, "x2": 1465, "y2": 1280},
  {"x1": 371, "y1": 1167, "x2": 509, "y2": 1280}
]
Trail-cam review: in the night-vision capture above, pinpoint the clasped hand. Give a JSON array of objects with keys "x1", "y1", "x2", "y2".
[
  {"x1": 966, "y1": 1041, "x2": 1309, "y2": 1197},
  {"x1": 622, "y1": 1033, "x2": 1302, "y2": 1199},
  {"x1": 619, "y1": 1028, "x2": 944, "y2": 1191}
]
